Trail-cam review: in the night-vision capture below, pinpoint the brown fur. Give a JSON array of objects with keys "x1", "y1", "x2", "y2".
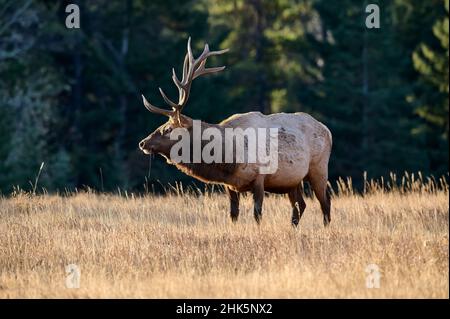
[{"x1": 139, "y1": 112, "x2": 332, "y2": 227}]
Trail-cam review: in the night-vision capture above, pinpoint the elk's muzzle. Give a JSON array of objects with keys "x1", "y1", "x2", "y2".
[{"x1": 139, "y1": 139, "x2": 153, "y2": 154}]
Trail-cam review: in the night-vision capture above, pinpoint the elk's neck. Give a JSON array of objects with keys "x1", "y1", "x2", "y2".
[
  {"x1": 174, "y1": 161, "x2": 238, "y2": 185},
  {"x1": 159, "y1": 121, "x2": 239, "y2": 185}
]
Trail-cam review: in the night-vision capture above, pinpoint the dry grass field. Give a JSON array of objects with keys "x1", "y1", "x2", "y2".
[{"x1": 0, "y1": 175, "x2": 448, "y2": 298}]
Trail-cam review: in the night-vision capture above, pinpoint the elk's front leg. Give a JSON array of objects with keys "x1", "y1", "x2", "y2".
[
  {"x1": 252, "y1": 176, "x2": 265, "y2": 224},
  {"x1": 226, "y1": 187, "x2": 240, "y2": 222}
]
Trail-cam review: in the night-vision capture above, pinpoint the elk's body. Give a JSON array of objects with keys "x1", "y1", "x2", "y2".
[
  {"x1": 139, "y1": 38, "x2": 332, "y2": 226},
  {"x1": 216, "y1": 111, "x2": 332, "y2": 193}
]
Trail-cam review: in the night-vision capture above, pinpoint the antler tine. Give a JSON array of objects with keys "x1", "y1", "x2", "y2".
[
  {"x1": 195, "y1": 43, "x2": 210, "y2": 66},
  {"x1": 186, "y1": 37, "x2": 194, "y2": 71},
  {"x1": 158, "y1": 87, "x2": 179, "y2": 110},
  {"x1": 178, "y1": 41, "x2": 229, "y2": 108},
  {"x1": 191, "y1": 46, "x2": 229, "y2": 79},
  {"x1": 142, "y1": 94, "x2": 174, "y2": 117},
  {"x1": 172, "y1": 64, "x2": 186, "y2": 106},
  {"x1": 179, "y1": 52, "x2": 189, "y2": 86},
  {"x1": 172, "y1": 68, "x2": 182, "y2": 90},
  {"x1": 172, "y1": 50, "x2": 191, "y2": 106},
  {"x1": 183, "y1": 41, "x2": 213, "y2": 84},
  {"x1": 208, "y1": 48, "x2": 230, "y2": 56},
  {"x1": 193, "y1": 46, "x2": 228, "y2": 68},
  {"x1": 183, "y1": 38, "x2": 201, "y2": 84},
  {"x1": 145, "y1": 37, "x2": 228, "y2": 117},
  {"x1": 193, "y1": 66, "x2": 226, "y2": 79},
  {"x1": 193, "y1": 46, "x2": 229, "y2": 79}
]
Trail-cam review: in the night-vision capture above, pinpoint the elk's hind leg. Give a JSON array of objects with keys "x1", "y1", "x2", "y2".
[
  {"x1": 288, "y1": 184, "x2": 306, "y2": 227},
  {"x1": 252, "y1": 176, "x2": 265, "y2": 224},
  {"x1": 226, "y1": 187, "x2": 240, "y2": 222},
  {"x1": 308, "y1": 172, "x2": 331, "y2": 227}
]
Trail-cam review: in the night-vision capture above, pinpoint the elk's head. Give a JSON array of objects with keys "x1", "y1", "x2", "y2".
[{"x1": 139, "y1": 37, "x2": 228, "y2": 156}]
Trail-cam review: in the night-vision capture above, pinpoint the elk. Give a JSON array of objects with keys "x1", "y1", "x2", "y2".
[{"x1": 139, "y1": 37, "x2": 332, "y2": 227}]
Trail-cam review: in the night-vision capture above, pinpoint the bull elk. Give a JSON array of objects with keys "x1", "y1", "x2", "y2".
[{"x1": 139, "y1": 37, "x2": 332, "y2": 227}]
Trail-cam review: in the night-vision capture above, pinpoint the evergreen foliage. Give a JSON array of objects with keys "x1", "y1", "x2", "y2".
[{"x1": 0, "y1": 0, "x2": 448, "y2": 193}]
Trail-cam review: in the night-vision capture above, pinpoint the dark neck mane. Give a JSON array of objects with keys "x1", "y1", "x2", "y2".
[
  {"x1": 174, "y1": 161, "x2": 237, "y2": 185},
  {"x1": 160, "y1": 121, "x2": 239, "y2": 185}
]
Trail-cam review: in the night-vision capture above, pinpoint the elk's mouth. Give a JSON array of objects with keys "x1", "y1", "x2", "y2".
[
  {"x1": 139, "y1": 142, "x2": 153, "y2": 155},
  {"x1": 141, "y1": 147, "x2": 153, "y2": 155},
  {"x1": 139, "y1": 139, "x2": 154, "y2": 155}
]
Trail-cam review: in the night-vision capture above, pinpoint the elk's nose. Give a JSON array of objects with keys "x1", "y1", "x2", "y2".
[{"x1": 139, "y1": 140, "x2": 145, "y2": 149}]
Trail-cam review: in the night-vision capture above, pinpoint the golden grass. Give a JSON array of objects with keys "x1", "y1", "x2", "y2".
[{"x1": 0, "y1": 178, "x2": 448, "y2": 298}]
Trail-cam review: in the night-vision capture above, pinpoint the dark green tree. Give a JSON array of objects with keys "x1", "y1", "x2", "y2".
[
  {"x1": 411, "y1": 0, "x2": 449, "y2": 173},
  {"x1": 310, "y1": 0, "x2": 434, "y2": 183}
]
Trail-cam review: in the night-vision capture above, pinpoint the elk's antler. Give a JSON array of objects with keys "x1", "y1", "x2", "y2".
[{"x1": 142, "y1": 37, "x2": 229, "y2": 119}]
